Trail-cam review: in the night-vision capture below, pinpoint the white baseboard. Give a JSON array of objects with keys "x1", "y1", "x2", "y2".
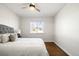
[{"x1": 55, "y1": 42, "x2": 72, "y2": 56}]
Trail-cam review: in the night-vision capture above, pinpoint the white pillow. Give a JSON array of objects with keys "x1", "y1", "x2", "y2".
[
  {"x1": 1, "y1": 33, "x2": 10, "y2": 43},
  {"x1": 9, "y1": 33, "x2": 17, "y2": 42}
]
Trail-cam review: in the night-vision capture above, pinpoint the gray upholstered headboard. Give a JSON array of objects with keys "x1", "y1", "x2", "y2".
[{"x1": 0, "y1": 24, "x2": 14, "y2": 34}]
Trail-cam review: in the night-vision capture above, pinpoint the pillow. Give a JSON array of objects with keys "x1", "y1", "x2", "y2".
[
  {"x1": 9, "y1": 33, "x2": 17, "y2": 42},
  {"x1": 1, "y1": 34, "x2": 10, "y2": 43}
]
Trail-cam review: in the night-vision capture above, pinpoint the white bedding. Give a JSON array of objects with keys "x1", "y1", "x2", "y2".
[{"x1": 0, "y1": 38, "x2": 49, "y2": 56}]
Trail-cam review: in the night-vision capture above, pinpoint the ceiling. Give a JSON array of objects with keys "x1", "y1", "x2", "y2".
[{"x1": 3, "y1": 3, "x2": 65, "y2": 17}]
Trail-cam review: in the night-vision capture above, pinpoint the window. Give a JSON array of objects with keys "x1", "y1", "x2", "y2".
[{"x1": 30, "y1": 21, "x2": 44, "y2": 33}]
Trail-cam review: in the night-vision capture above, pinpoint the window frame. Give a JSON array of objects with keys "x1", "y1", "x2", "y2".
[{"x1": 30, "y1": 21, "x2": 44, "y2": 33}]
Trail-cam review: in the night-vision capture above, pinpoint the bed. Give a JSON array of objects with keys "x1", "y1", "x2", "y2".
[{"x1": 0, "y1": 24, "x2": 49, "y2": 56}]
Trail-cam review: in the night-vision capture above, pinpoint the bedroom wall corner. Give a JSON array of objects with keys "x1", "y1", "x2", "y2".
[
  {"x1": 54, "y1": 3, "x2": 79, "y2": 56},
  {"x1": 0, "y1": 4, "x2": 20, "y2": 30}
]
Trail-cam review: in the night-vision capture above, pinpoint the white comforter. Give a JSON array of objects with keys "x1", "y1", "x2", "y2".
[{"x1": 0, "y1": 38, "x2": 49, "y2": 56}]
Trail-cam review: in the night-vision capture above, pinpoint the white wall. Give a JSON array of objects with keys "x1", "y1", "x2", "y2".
[
  {"x1": 54, "y1": 4, "x2": 79, "y2": 56},
  {"x1": 0, "y1": 4, "x2": 19, "y2": 30},
  {"x1": 20, "y1": 17, "x2": 54, "y2": 42}
]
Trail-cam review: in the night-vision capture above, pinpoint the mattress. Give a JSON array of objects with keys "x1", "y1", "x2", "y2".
[{"x1": 0, "y1": 38, "x2": 49, "y2": 56}]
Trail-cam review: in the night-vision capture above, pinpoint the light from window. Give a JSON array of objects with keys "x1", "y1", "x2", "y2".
[{"x1": 30, "y1": 21, "x2": 44, "y2": 33}]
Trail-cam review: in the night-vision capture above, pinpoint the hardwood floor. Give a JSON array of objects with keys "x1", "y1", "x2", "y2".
[{"x1": 45, "y1": 42, "x2": 68, "y2": 56}]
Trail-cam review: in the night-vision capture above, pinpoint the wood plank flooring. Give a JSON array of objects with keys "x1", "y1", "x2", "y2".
[{"x1": 45, "y1": 42, "x2": 68, "y2": 56}]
